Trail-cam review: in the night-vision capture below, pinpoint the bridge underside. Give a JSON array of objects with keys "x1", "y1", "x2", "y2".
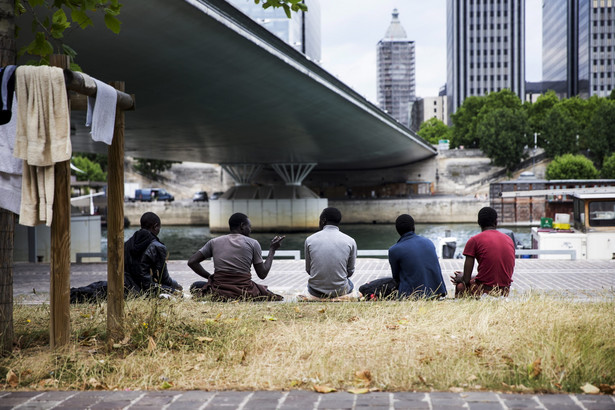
[{"x1": 16, "y1": 0, "x2": 436, "y2": 172}]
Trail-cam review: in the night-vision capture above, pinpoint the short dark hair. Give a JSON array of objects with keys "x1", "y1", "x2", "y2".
[
  {"x1": 321, "y1": 207, "x2": 342, "y2": 225},
  {"x1": 478, "y1": 207, "x2": 498, "y2": 229},
  {"x1": 229, "y1": 212, "x2": 249, "y2": 230},
  {"x1": 140, "y1": 212, "x2": 160, "y2": 230},
  {"x1": 395, "y1": 214, "x2": 415, "y2": 236}
]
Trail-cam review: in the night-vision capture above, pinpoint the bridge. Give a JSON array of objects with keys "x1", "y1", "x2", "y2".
[{"x1": 17, "y1": 0, "x2": 437, "y2": 230}]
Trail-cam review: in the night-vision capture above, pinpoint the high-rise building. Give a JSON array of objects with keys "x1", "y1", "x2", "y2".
[
  {"x1": 446, "y1": 0, "x2": 525, "y2": 121},
  {"x1": 377, "y1": 9, "x2": 416, "y2": 128},
  {"x1": 542, "y1": 0, "x2": 614, "y2": 99},
  {"x1": 227, "y1": 0, "x2": 321, "y2": 62}
]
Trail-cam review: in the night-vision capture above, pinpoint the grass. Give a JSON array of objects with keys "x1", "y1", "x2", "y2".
[{"x1": 1, "y1": 294, "x2": 614, "y2": 394}]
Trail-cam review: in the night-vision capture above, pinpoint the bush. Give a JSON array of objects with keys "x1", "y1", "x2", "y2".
[
  {"x1": 601, "y1": 153, "x2": 615, "y2": 179},
  {"x1": 71, "y1": 155, "x2": 106, "y2": 182},
  {"x1": 546, "y1": 154, "x2": 599, "y2": 180}
]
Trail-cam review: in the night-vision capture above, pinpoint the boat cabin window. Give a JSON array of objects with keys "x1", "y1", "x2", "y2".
[{"x1": 588, "y1": 200, "x2": 615, "y2": 227}]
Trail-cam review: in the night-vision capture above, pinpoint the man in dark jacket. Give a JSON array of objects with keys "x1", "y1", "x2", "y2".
[{"x1": 124, "y1": 212, "x2": 182, "y2": 296}]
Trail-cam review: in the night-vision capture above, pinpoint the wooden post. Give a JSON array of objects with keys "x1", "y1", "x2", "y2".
[
  {"x1": 107, "y1": 81, "x2": 125, "y2": 342},
  {"x1": 49, "y1": 54, "x2": 71, "y2": 348},
  {"x1": 0, "y1": 210, "x2": 14, "y2": 353}
]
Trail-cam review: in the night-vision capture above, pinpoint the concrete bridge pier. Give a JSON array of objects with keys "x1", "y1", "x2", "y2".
[{"x1": 209, "y1": 163, "x2": 327, "y2": 233}]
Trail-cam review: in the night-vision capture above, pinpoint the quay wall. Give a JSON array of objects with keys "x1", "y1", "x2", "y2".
[{"x1": 124, "y1": 197, "x2": 488, "y2": 227}]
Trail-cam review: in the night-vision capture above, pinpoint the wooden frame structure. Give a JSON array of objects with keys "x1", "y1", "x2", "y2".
[{"x1": 47, "y1": 55, "x2": 135, "y2": 347}]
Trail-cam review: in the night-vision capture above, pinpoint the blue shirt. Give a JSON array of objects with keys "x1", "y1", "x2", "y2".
[{"x1": 388, "y1": 231, "x2": 447, "y2": 299}]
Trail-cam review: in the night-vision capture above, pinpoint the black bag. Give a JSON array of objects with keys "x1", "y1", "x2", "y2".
[
  {"x1": 70, "y1": 281, "x2": 108, "y2": 303},
  {"x1": 359, "y1": 277, "x2": 398, "y2": 300}
]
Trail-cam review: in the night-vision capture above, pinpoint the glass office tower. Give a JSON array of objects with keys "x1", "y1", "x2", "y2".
[
  {"x1": 543, "y1": 0, "x2": 613, "y2": 98},
  {"x1": 446, "y1": 0, "x2": 526, "y2": 122},
  {"x1": 377, "y1": 9, "x2": 416, "y2": 128},
  {"x1": 227, "y1": 0, "x2": 321, "y2": 62}
]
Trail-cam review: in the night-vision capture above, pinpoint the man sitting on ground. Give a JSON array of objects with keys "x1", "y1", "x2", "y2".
[
  {"x1": 124, "y1": 212, "x2": 183, "y2": 297},
  {"x1": 304, "y1": 207, "x2": 357, "y2": 299},
  {"x1": 450, "y1": 207, "x2": 515, "y2": 297},
  {"x1": 187, "y1": 212, "x2": 284, "y2": 301},
  {"x1": 388, "y1": 214, "x2": 447, "y2": 299}
]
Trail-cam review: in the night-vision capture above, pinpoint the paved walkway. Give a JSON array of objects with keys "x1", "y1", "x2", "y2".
[
  {"x1": 13, "y1": 258, "x2": 615, "y2": 302},
  {"x1": 2, "y1": 390, "x2": 615, "y2": 409}
]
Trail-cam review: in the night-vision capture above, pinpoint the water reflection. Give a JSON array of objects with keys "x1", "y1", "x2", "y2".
[{"x1": 102, "y1": 224, "x2": 531, "y2": 260}]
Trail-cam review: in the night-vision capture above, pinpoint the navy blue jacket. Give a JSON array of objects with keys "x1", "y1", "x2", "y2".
[{"x1": 388, "y1": 231, "x2": 447, "y2": 299}]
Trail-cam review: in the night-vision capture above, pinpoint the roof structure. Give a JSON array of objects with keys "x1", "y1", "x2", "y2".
[
  {"x1": 383, "y1": 9, "x2": 408, "y2": 40},
  {"x1": 17, "y1": 0, "x2": 436, "y2": 171}
]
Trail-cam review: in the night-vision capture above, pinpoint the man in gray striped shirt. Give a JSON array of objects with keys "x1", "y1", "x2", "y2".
[{"x1": 305, "y1": 207, "x2": 357, "y2": 298}]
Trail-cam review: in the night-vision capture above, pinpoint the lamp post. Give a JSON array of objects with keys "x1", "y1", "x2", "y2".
[{"x1": 533, "y1": 132, "x2": 539, "y2": 175}]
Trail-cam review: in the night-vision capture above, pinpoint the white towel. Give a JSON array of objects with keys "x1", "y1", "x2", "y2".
[
  {"x1": 86, "y1": 77, "x2": 117, "y2": 145},
  {"x1": 0, "y1": 97, "x2": 22, "y2": 174}
]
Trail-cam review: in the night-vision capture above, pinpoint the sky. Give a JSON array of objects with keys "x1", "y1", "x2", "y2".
[{"x1": 319, "y1": 0, "x2": 542, "y2": 103}]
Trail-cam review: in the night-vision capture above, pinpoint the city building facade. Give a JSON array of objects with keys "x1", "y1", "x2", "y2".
[
  {"x1": 227, "y1": 0, "x2": 321, "y2": 62},
  {"x1": 377, "y1": 9, "x2": 416, "y2": 128},
  {"x1": 542, "y1": 0, "x2": 614, "y2": 98},
  {"x1": 446, "y1": 0, "x2": 525, "y2": 122}
]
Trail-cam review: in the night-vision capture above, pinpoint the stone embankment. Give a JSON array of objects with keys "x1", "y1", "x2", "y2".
[{"x1": 124, "y1": 196, "x2": 488, "y2": 226}]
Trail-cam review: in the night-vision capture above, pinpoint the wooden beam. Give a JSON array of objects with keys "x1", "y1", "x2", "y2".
[
  {"x1": 49, "y1": 54, "x2": 72, "y2": 348},
  {"x1": 0, "y1": 210, "x2": 15, "y2": 353},
  {"x1": 106, "y1": 81, "x2": 126, "y2": 342},
  {"x1": 63, "y1": 70, "x2": 135, "y2": 111}
]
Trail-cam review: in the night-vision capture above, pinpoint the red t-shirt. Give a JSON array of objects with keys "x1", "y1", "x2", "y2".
[{"x1": 463, "y1": 229, "x2": 515, "y2": 287}]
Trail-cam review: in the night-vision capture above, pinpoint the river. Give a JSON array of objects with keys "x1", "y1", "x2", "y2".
[{"x1": 102, "y1": 224, "x2": 531, "y2": 260}]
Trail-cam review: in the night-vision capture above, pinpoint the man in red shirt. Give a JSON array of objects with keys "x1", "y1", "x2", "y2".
[{"x1": 451, "y1": 207, "x2": 515, "y2": 297}]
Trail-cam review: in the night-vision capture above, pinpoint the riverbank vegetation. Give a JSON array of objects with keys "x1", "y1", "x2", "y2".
[{"x1": 2, "y1": 294, "x2": 614, "y2": 394}]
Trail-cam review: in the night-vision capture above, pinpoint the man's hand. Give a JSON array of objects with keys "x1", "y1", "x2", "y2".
[
  {"x1": 450, "y1": 271, "x2": 464, "y2": 284},
  {"x1": 269, "y1": 235, "x2": 285, "y2": 251}
]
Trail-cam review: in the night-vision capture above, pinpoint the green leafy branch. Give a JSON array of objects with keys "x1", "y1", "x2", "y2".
[
  {"x1": 253, "y1": 0, "x2": 307, "y2": 18},
  {"x1": 15, "y1": 0, "x2": 122, "y2": 69}
]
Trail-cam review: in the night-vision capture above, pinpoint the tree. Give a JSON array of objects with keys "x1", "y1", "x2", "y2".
[
  {"x1": 71, "y1": 155, "x2": 107, "y2": 181},
  {"x1": 450, "y1": 95, "x2": 484, "y2": 148},
  {"x1": 540, "y1": 104, "x2": 580, "y2": 158},
  {"x1": 545, "y1": 154, "x2": 599, "y2": 180},
  {"x1": 133, "y1": 158, "x2": 180, "y2": 181},
  {"x1": 601, "y1": 153, "x2": 615, "y2": 179},
  {"x1": 586, "y1": 101, "x2": 615, "y2": 168},
  {"x1": 417, "y1": 117, "x2": 450, "y2": 145},
  {"x1": 526, "y1": 90, "x2": 559, "y2": 135},
  {"x1": 477, "y1": 107, "x2": 530, "y2": 173}
]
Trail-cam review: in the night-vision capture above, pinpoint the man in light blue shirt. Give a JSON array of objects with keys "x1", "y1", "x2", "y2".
[{"x1": 305, "y1": 207, "x2": 357, "y2": 298}]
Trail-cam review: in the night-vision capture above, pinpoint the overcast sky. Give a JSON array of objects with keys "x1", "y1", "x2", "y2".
[{"x1": 319, "y1": 0, "x2": 542, "y2": 103}]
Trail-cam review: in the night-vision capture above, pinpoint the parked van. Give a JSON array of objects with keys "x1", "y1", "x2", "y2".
[{"x1": 134, "y1": 188, "x2": 174, "y2": 202}]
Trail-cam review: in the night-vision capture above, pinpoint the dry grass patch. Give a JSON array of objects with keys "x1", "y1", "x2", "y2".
[{"x1": 1, "y1": 294, "x2": 614, "y2": 394}]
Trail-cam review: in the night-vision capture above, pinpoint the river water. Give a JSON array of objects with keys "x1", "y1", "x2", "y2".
[{"x1": 102, "y1": 224, "x2": 531, "y2": 260}]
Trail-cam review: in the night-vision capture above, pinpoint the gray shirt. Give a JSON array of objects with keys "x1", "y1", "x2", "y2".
[
  {"x1": 199, "y1": 234, "x2": 263, "y2": 275},
  {"x1": 305, "y1": 225, "x2": 357, "y2": 296}
]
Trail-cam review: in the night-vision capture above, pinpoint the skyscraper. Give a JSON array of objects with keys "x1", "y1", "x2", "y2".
[
  {"x1": 226, "y1": 0, "x2": 321, "y2": 62},
  {"x1": 543, "y1": 0, "x2": 614, "y2": 99},
  {"x1": 377, "y1": 9, "x2": 416, "y2": 128},
  {"x1": 446, "y1": 0, "x2": 525, "y2": 121}
]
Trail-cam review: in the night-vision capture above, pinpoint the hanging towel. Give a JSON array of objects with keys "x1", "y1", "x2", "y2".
[
  {"x1": 14, "y1": 65, "x2": 70, "y2": 226},
  {"x1": 0, "y1": 65, "x2": 17, "y2": 125},
  {"x1": 0, "y1": 97, "x2": 23, "y2": 214},
  {"x1": 85, "y1": 75, "x2": 117, "y2": 145}
]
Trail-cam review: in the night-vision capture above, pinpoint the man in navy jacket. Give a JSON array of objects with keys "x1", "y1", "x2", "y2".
[{"x1": 388, "y1": 214, "x2": 447, "y2": 299}]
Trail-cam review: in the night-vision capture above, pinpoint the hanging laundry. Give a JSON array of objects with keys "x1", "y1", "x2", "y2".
[
  {"x1": 0, "y1": 97, "x2": 22, "y2": 214},
  {"x1": 83, "y1": 73, "x2": 117, "y2": 145},
  {"x1": 14, "y1": 65, "x2": 71, "y2": 227},
  {"x1": 0, "y1": 65, "x2": 17, "y2": 125}
]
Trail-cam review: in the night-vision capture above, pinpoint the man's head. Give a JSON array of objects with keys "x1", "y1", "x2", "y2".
[
  {"x1": 395, "y1": 214, "x2": 415, "y2": 236},
  {"x1": 319, "y1": 207, "x2": 342, "y2": 229},
  {"x1": 229, "y1": 212, "x2": 251, "y2": 236},
  {"x1": 140, "y1": 212, "x2": 161, "y2": 236},
  {"x1": 477, "y1": 207, "x2": 498, "y2": 230}
]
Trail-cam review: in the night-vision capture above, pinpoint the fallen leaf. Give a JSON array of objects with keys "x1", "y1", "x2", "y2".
[
  {"x1": 418, "y1": 375, "x2": 427, "y2": 385},
  {"x1": 160, "y1": 381, "x2": 173, "y2": 389},
  {"x1": 354, "y1": 370, "x2": 372, "y2": 387},
  {"x1": 450, "y1": 387, "x2": 464, "y2": 393},
  {"x1": 87, "y1": 377, "x2": 107, "y2": 390},
  {"x1": 314, "y1": 384, "x2": 336, "y2": 393},
  {"x1": 598, "y1": 384, "x2": 614, "y2": 394},
  {"x1": 196, "y1": 336, "x2": 214, "y2": 342},
  {"x1": 7, "y1": 370, "x2": 18, "y2": 388},
  {"x1": 347, "y1": 388, "x2": 369, "y2": 394},
  {"x1": 263, "y1": 315, "x2": 278, "y2": 321},
  {"x1": 581, "y1": 383, "x2": 600, "y2": 394},
  {"x1": 318, "y1": 308, "x2": 326, "y2": 314},
  {"x1": 294, "y1": 306, "x2": 301, "y2": 313},
  {"x1": 147, "y1": 336, "x2": 157, "y2": 352},
  {"x1": 529, "y1": 358, "x2": 542, "y2": 379},
  {"x1": 348, "y1": 316, "x2": 359, "y2": 322},
  {"x1": 385, "y1": 324, "x2": 399, "y2": 330}
]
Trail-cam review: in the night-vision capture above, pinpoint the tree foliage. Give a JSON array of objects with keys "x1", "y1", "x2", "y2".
[
  {"x1": 541, "y1": 105, "x2": 580, "y2": 158},
  {"x1": 586, "y1": 101, "x2": 615, "y2": 168},
  {"x1": 255, "y1": 0, "x2": 308, "y2": 17},
  {"x1": 450, "y1": 96, "x2": 484, "y2": 148},
  {"x1": 133, "y1": 158, "x2": 180, "y2": 181},
  {"x1": 601, "y1": 153, "x2": 615, "y2": 179},
  {"x1": 417, "y1": 117, "x2": 450, "y2": 145},
  {"x1": 545, "y1": 154, "x2": 599, "y2": 180},
  {"x1": 477, "y1": 107, "x2": 530, "y2": 172},
  {"x1": 526, "y1": 90, "x2": 559, "y2": 135},
  {"x1": 71, "y1": 155, "x2": 106, "y2": 182}
]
